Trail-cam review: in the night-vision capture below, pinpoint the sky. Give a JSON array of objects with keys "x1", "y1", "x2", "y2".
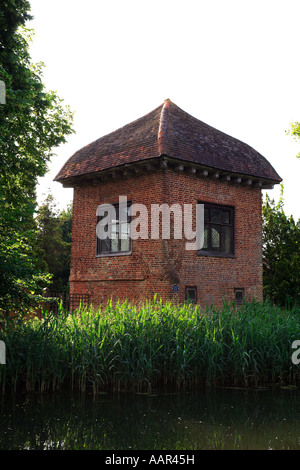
[{"x1": 27, "y1": 0, "x2": 300, "y2": 219}]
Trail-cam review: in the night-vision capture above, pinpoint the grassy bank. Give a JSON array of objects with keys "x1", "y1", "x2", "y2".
[{"x1": 0, "y1": 300, "x2": 299, "y2": 394}]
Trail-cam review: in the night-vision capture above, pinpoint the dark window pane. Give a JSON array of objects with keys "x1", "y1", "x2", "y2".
[
  {"x1": 221, "y1": 210, "x2": 230, "y2": 224},
  {"x1": 222, "y1": 226, "x2": 231, "y2": 253},
  {"x1": 203, "y1": 225, "x2": 208, "y2": 249},
  {"x1": 186, "y1": 287, "x2": 197, "y2": 303},
  {"x1": 204, "y1": 208, "x2": 210, "y2": 222},
  {"x1": 211, "y1": 209, "x2": 221, "y2": 223},
  {"x1": 100, "y1": 237, "x2": 110, "y2": 253}
]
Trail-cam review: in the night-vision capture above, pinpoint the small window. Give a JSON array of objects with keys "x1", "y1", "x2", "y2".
[
  {"x1": 199, "y1": 202, "x2": 234, "y2": 256},
  {"x1": 234, "y1": 288, "x2": 244, "y2": 305},
  {"x1": 96, "y1": 201, "x2": 132, "y2": 255},
  {"x1": 185, "y1": 286, "x2": 197, "y2": 303}
]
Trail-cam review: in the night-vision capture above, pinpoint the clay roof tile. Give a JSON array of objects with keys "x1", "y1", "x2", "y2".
[{"x1": 54, "y1": 99, "x2": 282, "y2": 184}]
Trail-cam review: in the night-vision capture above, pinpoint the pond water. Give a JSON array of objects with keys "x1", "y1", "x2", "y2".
[{"x1": 0, "y1": 388, "x2": 299, "y2": 450}]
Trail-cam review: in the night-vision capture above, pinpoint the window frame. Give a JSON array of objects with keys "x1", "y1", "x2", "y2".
[
  {"x1": 185, "y1": 286, "x2": 197, "y2": 304},
  {"x1": 197, "y1": 201, "x2": 235, "y2": 257},
  {"x1": 96, "y1": 200, "x2": 132, "y2": 257},
  {"x1": 234, "y1": 288, "x2": 244, "y2": 305}
]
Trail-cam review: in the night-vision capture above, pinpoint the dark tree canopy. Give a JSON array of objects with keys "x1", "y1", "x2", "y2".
[
  {"x1": 0, "y1": 1, "x2": 74, "y2": 313},
  {"x1": 34, "y1": 194, "x2": 72, "y2": 293},
  {"x1": 262, "y1": 187, "x2": 300, "y2": 306}
]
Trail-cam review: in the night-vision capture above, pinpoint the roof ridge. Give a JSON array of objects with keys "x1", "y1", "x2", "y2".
[{"x1": 157, "y1": 99, "x2": 171, "y2": 155}]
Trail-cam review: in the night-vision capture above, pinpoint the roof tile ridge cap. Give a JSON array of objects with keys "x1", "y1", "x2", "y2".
[{"x1": 158, "y1": 98, "x2": 171, "y2": 155}]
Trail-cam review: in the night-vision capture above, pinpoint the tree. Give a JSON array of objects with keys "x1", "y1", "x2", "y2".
[
  {"x1": 286, "y1": 122, "x2": 300, "y2": 158},
  {"x1": 262, "y1": 186, "x2": 300, "y2": 306},
  {"x1": 0, "y1": 1, "x2": 74, "y2": 313},
  {"x1": 34, "y1": 194, "x2": 72, "y2": 293}
]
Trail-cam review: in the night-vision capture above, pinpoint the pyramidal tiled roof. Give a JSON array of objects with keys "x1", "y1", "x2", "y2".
[{"x1": 54, "y1": 99, "x2": 282, "y2": 184}]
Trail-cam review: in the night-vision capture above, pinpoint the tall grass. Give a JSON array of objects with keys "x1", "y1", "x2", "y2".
[{"x1": 0, "y1": 300, "x2": 299, "y2": 394}]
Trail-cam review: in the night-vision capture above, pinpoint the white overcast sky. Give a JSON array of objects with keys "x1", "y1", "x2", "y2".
[{"x1": 28, "y1": 0, "x2": 300, "y2": 219}]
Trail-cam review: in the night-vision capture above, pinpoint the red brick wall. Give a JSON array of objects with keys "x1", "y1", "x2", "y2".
[{"x1": 70, "y1": 168, "x2": 263, "y2": 308}]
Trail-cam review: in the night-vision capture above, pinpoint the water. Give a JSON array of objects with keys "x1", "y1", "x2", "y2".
[{"x1": 0, "y1": 388, "x2": 299, "y2": 450}]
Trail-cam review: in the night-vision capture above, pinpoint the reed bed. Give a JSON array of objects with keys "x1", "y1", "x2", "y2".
[{"x1": 0, "y1": 300, "x2": 299, "y2": 394}]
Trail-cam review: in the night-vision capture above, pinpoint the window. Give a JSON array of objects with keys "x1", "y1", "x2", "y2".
[
  {"x1": 96, "y1": 201, "x2": 131, "y2": 255},
  {"x1": 199, "y1": 202, "x2": 234, "y2": 256},
  {"x1": 234, "y1": 288, "x2": 244, "y2": 305},
  {"x1": 185, "y1": 286, "x2": 197, "y2": 303}
]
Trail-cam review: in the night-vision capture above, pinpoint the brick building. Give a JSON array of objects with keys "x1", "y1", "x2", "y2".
[{"x1": 54, "y1": 99, "x2": 281, "y2": 308}]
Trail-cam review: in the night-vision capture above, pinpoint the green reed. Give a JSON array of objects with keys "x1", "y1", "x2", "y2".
[{"x1": 0, "y1": 299, "x2": 299, "y2": 394}]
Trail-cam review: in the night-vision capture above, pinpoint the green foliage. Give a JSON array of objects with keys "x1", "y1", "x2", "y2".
[
  {"x1": 1, "y1": 300, "x2": 299, "y2": 395},
  {"x1": 262, "y1": 186, "x2": 300, "y2": 306},
  {"x1": 286, "y1": 121, "x2": 300, "y2": 158},
  {"x1": 0, "y1": 1, "x2": 74, "y2": 313},
  {"x1": 34, "y1": 193, "x2": 72, "y2": 292},
  {"x1": 0, "y1": 193, "x2": 52, "y2": 314}
]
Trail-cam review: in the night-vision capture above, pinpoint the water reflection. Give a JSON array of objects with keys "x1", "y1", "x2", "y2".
[{"x1": 0, "y1": 389, "x2": 299, "y2": 450}]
